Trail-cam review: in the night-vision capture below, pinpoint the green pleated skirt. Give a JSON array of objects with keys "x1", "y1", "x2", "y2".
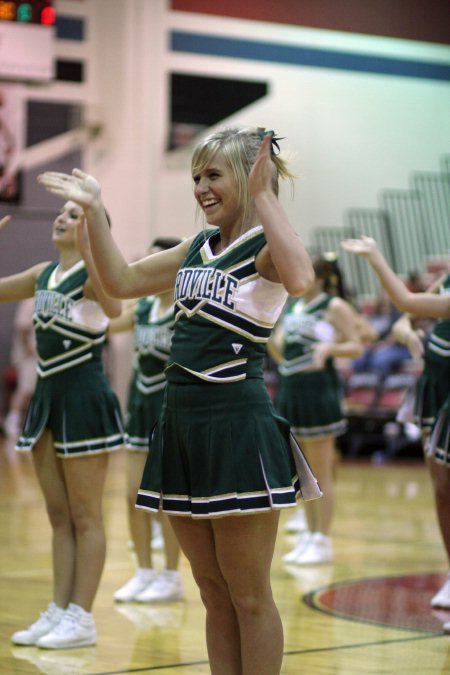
[
  {"x1": 125, "y1": 378, "x2": 165, "y2": 451},
  {"x1": 275, "y1": 369, "x2": 346, "y2": 439},
  {"x1": 16, "y1": 361, "x2": 125, "y2": 457},
  {"x1": 136, "y1": 379, "x2": 322, "y2": 518},
  {"x1": 414, "y1": 358, "x2": 450, "y2": 430},
  {"x1": 428, "y1": 392, "x2": 450, "y2": 465}
]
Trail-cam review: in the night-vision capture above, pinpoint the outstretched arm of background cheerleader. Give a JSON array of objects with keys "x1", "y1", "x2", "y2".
[
  {"x1": 391, "y1": 314, "x2": 425, "y2": 360},
  {"x1": 311, "y1": 297, "x2": 363, "y2": 369},
  {"x1": 75, "y1": 217, "x2": 122, "y2": 318},
  {"x1": 38, "y1": 169, "x2": 191, "y2": 299},
  {"x1": 341, "y1": 236, "x2": 450, "y2": 319},
  {"x1": 0, "y1": 215, "x2": 48, "y2": 301}
]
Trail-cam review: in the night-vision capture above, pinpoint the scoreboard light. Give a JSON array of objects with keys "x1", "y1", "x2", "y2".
[
  {"x1": 0, "y1": 1, "x2": 55, "y2": 25},
  {"x1": 0, "y1": 0, "x2": 55, "y2": 80}
]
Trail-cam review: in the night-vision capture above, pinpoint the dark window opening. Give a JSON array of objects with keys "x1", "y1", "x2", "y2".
[{"x1": 168, "y1": 73, "x2": 268, "y2": 150}]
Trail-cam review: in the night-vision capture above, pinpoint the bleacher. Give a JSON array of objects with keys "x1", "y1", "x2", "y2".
[
  {"x1": 310, "y1": 152, "x2": 450, "y2": 298},
  {"x1": 310, "y1": 153, "x2": 450, "y2": 460},
  {"x1": 337, "y1": 360, "x2": 423, "y2": 460}
]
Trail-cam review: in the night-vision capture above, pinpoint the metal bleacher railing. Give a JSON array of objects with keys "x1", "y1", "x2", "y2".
[{"x1": 311, "y1": 153, "x2": 450, "y2": 300}]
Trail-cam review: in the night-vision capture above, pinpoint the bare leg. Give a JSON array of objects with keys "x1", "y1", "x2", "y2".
[
  {"x1": 125, "y1": 453, "x2": 180, "y2": 570},
  {"x1": 127, "y1": 452, "x2": 152, "y2": 568},
  {"x1": 214, "y1": 512, "x2": 283, "y2": 675},
  {"x1": 170, "y1": 511, "x2": 283, "y2": 675},
  {"x1": 427, "y1": 456, "x2": 450, "y2": 565},
  {"x1": 33, "y1": 429, "x2": 74, "y2": 608},
  {"x1": 4, "y1": 359, "x2": 35, "y2": 440},
  {"x1": 299, "y1": 435, "x2": 335, "y2": 535},
  {"x1": 62, "y1": 453, "x2": 109, "y2": 611},
  {"x1": 170, "y1": 517, "x2": 241, "y2": 674},
  {"x1": 160, "y1": 512, "x2": 180, "y2": 570}
]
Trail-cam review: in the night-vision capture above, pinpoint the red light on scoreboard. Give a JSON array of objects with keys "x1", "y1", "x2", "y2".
[
  {"x1": 0, "y1": 0, "x2": 55, "y2": 81},
  {"x1": 40, "y1": 6, "x2": 55, "y2": 24},
  {"x1": 0, "y1": 1, "x2": 55, "y2": 25}
]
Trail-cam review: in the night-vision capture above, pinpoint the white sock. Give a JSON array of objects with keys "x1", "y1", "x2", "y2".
[{"x1": 68, "y1": 602, "x2": 92, "y2": 618}]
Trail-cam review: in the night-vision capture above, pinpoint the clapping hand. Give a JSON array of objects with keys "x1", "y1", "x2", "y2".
[
  {"x1": 37, "y1": 169, "x2": 101, "y2": 210},
  {"x1": 249, "y1": 132, "x2": 275, "y2": 199},
  {"x1": 340, "y1": 235, "x2": 378, "y2": 257}
]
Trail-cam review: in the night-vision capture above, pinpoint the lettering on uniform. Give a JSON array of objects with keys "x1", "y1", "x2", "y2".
[
  {"x1": 284, "y1": 312, "x2": 318, "y2": 343},
  {"x1": 134, "y1": 325, "x2": 172, "y2": 353},
  {"x1": 35, "y1": 290, "x2": 74, "y2": 320},
  {"x1": 175, "y1": 267, "x2": 238, "y2": 310}
]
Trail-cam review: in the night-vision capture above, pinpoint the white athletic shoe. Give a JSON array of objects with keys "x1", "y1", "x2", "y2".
[
  {"x1": 36, "y1": 603, "x2": 96, "y2": 649},
  {"x1": 284, "y1": 508, "x2": 308, "y2": 534},
  {"x1": 284, "y1": 532, "x2": 333, "y2": 565},
  {"x1": 136, "y1": 570, "x2": 184, "y2": 603},
  {"x1": 114, "y1": 568, "x2": 158, "y2": 602},
  {"x1": 11, "y1": 603, "x2": 66, "y2": 646},
  {"x1": 431, "y1": 576, "x2": 450, "y2": 608},
  {"x1": 282, "y1": 531, "x2": 312, "y2": 563}
]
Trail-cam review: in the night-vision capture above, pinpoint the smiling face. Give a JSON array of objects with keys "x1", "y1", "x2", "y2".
[
  {"x1": 52, "y1": 201, "x2": 84, "y2": 246},
  {"x1": 193, "y1": 152, "x2": 242, "y2": 231},
  {"x1": 191, "y1": 127, "x2": 284, "y2": 236}
]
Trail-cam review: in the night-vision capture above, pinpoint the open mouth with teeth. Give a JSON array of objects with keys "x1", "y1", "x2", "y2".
[{"x1": 202, "y1": 199, "x2": 219, "y2": 210}]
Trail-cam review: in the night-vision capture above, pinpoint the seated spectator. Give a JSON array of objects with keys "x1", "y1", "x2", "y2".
[{"x1": 352, "y1": 290, "x2": 411, "y2": 380}]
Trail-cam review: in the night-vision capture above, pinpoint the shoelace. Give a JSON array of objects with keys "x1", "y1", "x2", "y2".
[
  {"x1": 51, "y1": 610, "x2": 78, "y2": 635},
  {"x1": 32, "y1": 610, "x2": 53, "y2": 628},
  {"x1": 151, "y1": 579, "x2": 166, "y2": 592}
]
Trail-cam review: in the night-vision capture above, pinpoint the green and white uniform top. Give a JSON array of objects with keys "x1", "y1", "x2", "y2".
[
  {"x1": 34, "y1": 260, "x2": 108, "y2": 378},
  {"x1": 167, "y1": 225, "x2": 288, "y2": 384},
  {"x1": 278, "y1": 293, "x2": 335, "y2": 376},
  {"x1": 17, "y1": 260, "x2": 125, "y2": 456},
  {"x1": 426, "y1": 274, "x2": 450, "y2": 366},
  {"x1": 132, "y1": 296, "x2": 174, "y2": 395},
  {"x1": 413, "y1": 273, "x2": 450, "y2": 432},
  {"x1": 422, "y1": 274, "x2": 450, "y2": 462}
]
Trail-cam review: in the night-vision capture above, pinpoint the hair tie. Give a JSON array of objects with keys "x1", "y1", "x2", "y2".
[{"x1": 256, "y1": 127, "x2": 285, "y2": 155}]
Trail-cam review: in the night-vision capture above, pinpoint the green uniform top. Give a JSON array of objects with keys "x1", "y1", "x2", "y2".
[
  {"x1": 166, "y1": 225, "x2": 288, "y2": 384},
  {"x1": 34, "y1": 260, "x2": 108, "y2": 378},
  {"x1": 426, "y1": 273, "x2": 450, "y2": 366},
  {"x1": 132, "y1": 296, "x2": 174, "y2": 395},
  {"x1": 278, "y1": 293, "x2": 335, "y2": 376}
]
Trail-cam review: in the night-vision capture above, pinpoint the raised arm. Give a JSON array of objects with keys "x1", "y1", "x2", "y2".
[
  {"x1": 391, "y1": 314, "x2": 425, "y2": 360},
  {"x1": 250, "y1": 134, "x2": 314, "y2": 297},
  {"x1": 38, "y1": 170, "x2": 191, "y2": 299},
  {"x1": 341, "y1": 236, "x2": 450, "y2": 319},
  {"x1": 267, "y1": 320, "x2": 285, "y2": 365},
  {"x1": 0, "y1": 265, "x2": 47, "y2": 303},
  {"x1": 108, "y1": 301, "x2": 136, "y2": 334},
  {"x1": 74, "y1": 217, "x2": 122, "y2": 318},
  {"x1": 312, "y1": 297, "x2": 363, "y2": 368}
]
